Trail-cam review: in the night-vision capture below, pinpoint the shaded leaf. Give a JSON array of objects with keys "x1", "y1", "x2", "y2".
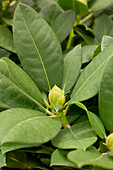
[
  {"x1": 51, "y1": 10, "x2": 75, "y2": 42},
  {"x1": 39, "y1": 3, "x2": 62, "y2": 25},
  {"x1": 91, "y1": 0, "x2": 113, "y2": 12},
  {"x1": 0, "y1": 151, "x2": 6, "y2": 168},
  {"x1": 0, "y1": 25, "x2": 16, "y2": 53},
  {"x1": 51, "y1": 149, "x2": 77, "y2": 168},
  {"x1": 93, "y1": 14, "x2": 113, "y2": 43},
  {"x1": 58, "y1": 0, "x2": 89, "y2": 17}
]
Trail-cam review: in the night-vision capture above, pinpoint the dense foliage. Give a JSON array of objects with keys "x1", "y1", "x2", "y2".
[{"x1": 1, "y1": 0, "x2": 113, "y2": 169}]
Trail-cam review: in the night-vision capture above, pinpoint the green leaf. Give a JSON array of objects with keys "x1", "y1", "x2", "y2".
[
  {"x1": 67, "y1": 147, "x2": 113, "y2": 169},
  {"x1": 0, "y1": 151, "x2": 6, "y2": 168},
  {"x1": 51, "y1": 10, "x2": 75, "y2": 42},
  {"x1": 99, "y1": 55, "x2": 113, "y2": 131},
  {"x1": 82, "y1": 45, "x2": 98, "y2": 63},
  {"x1": 39, "y1": 3, "x2": 62, "y2": 25},
  {"x1": 13, "y1": 3, "x2": 63, "y2": 92},
  {"x1": 58, "y1": 0, "x2": 89, "y2": 17},
  {"x1": 101, "y1": 36, "x2": 113, "y2": 51},
  {"x1": 52, "y1": 120, "x2": 97, "y2": 150},
  {"x1": 61, "y1": 45, "x2": 82, "y2": 93},
  {"x1": 0, "y1": 49, "x2": 10, "y2": 58},
  {"x1": 0, "y1": 25, "x2": 16, "y2": 53},
  {"x1": 35, "y1": 0, "x2": 56, "y2": 9},
  {"x1": 6, "y1": 151, "x2": 27, "y2": 169},
  {"x1": 0, "y1": 58, "x2": 43, "y2": 110},
  {"x1": 70, "y1": 44, "x2": 113, "y2": 102},
  {"x1": 71, "y1": 102, "x2": 106, "y2": 139},
  {"x1": 0, "y1": 108, "x2": 61, "y2": 146},
  {"x1": 91, "y1": 0, "x2": 113, "y2": 12},
  {"x1": 74, "y1": 24, "x2": 97, "y2": 45},
  {"x1": 93, "y1": 14, "x2": 113, "y2": 43},
  {"x1": 51, "y1": 149, "x2": 77, "y2": 168}
]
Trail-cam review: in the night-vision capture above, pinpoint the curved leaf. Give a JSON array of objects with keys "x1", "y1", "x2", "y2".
[
  {"x1": 70, "y1": 44, "x2": 113, "y2": 102},
  {"x1": 68, "y1": 147, "x2": 113, "y2": 169},
  {"x1": 0, "y1": 25, "x2": 16, "y2": 53},
  {"x1": 13, "y1": 3, "x2": 63, "y2": 92},
  {"x1": 0, "y1": 58, "x2": 43, "y2": 110},
  {"x1": 51, "y1": 10, "x2": 75, "y2": 42},
  {"x1": 91, "y1": 0, "x2": 113, "y2": 12},
  {"x1": 39, "y1": 3, "x2": 62, "y2": 25},
  {"x1": 0, "y1": 108, "x2": 61, "y2": 146},
  {"x1": 52, "y1": 120, "x2": 97, "y2": 150},
  {"x1": 71, "y1": 102, "x2": 106, "y2": 139},
  {"x1": 51, "y1": 149, "x2": 77, "y2": 168},
  {"x1": 101, "y1": 35, "x2": 113, "y2": 51},
  {"x1": 99, "y1": 55, "x2": 113, "y2": 131},
  {"x1": 61, "y1": 45, "x2": 82, "y2": 92}
]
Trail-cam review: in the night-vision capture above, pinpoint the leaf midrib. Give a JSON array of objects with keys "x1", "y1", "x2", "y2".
[
  {"x1": 1, "y1": 116, "x2": 48, "y2": 144},
  {"x1": 19, "y1": 6, "x2": 51, "y2": 90},
  {"x1": 72, "y1": 54, "x2": 112, "y2": 100}
]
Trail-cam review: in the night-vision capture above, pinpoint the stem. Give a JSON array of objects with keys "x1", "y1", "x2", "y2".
[
  {"x1": 59, "y1": 111, "x2": 70, "y2": 128},
  {"x1": 66, "y1": 16, "x2": 80, "y2": 49},
  {"x1": 80, "y1": 13, "x2": 93, "y2": 24}
]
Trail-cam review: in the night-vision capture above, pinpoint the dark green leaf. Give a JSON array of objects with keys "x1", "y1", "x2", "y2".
[
  {"x1": 13, "y1": 3, "x2": 63, "y2": 92},
  {"x1": 91, "y1": 0, "x2": 113, "y2": 12},
  {"x1": 0, "y1": 58, "x2": 43, "y2": 110},
  {"x1": 99, "y1": 55, "x2": 113, "y2": 131},
  {"x1": 70, "y1": 44, "x2": 113, "y2": 102},
  {"x1": 0, "y1": 25, "x2": 16, "y2": 53},
  {"x1": 61, "y1": 45, "x2": 82, "y2": 93},
  {"x1": 51, "y1": 149, "x2": 77, "y2": 168},
  {"x1": 51, "y1": 10, "x2": 75, "y2": 42},
  {"x1": 93, "y1": 14, "x2": 113, "y2": 43},
  {"x1": 39, "y1": 3, "x2": 62, "y2": 25}
]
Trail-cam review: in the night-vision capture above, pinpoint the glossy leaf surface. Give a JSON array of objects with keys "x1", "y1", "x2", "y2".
[{"x1": 13, "y1": 3, "x2": 63, "y2": 92}]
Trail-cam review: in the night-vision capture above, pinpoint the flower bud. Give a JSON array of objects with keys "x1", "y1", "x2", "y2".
[
  {"x1": 106, "y1": 133, "x2": 113, "y2": 151},
  {"x1": 48, "y1": 85, "x2": 65, "y2": 106}
]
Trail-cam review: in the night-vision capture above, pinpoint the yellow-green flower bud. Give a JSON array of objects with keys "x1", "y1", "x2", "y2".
[
  {"x1": 48, "y1": 85, "x2": 65, "y2": 106},
  {"x1": 106, "y1": 133, "x2": 113, "y2": 151}
]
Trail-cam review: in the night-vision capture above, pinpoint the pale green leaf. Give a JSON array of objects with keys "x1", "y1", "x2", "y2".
[
  {"x1": 101, "y1": 36, "x2": 113, "y2": 51},
  {"x1": 91, "y1": 0, "x2": 113, "y2": 12}
]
